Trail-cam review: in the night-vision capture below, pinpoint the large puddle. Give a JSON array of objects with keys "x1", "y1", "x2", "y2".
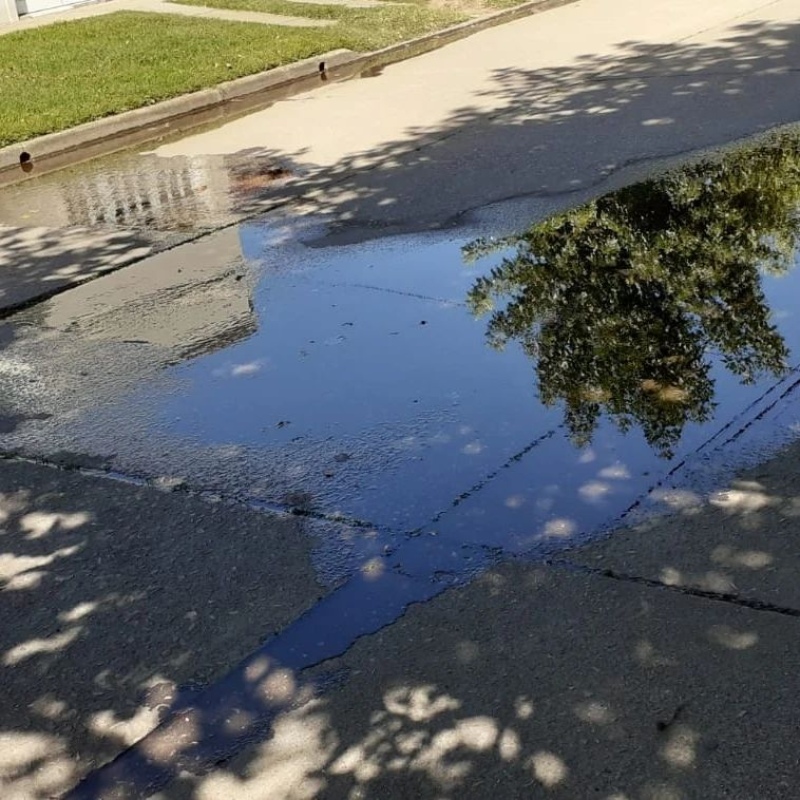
[
  {"x1": 0, "y1": 149, "x2": 298, "y2": 233},
  {"x1": 6, "y1": 133, "x2": 800, "y2": 568},
  {"x1": 55, "y1": 132, "x2": 800, "y2": 797}
]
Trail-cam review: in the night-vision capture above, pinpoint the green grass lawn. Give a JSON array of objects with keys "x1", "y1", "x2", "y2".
[
  {"x1": 175, "y1": 0, "x2": 429, "y2": 21},
  {"x1": 0, "y1": 6, "x2": 463, "y2": 147},
  {"x1": 173, "y1": 0, "x2": 465, "y2": 50}
]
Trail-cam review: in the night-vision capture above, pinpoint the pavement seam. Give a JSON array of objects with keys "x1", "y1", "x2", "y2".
[
  {"x1": 419, "y1": 427, "x2": 562, "y2": 531},
  {"x1": 551, "y1": 67, "x2": 800, "y2": 84},
  {"x1": 549, "y1": 557, "x2": 800, "y2": 620},
  {"x1": 61, "y1": 572, "x2": 436, "y2": 800},
  {"x1": 672, "y1": 0, "x2": 786, "y2": 46},
  {"x1": 0, "y1": 449, "x2": 395, "y2": 534},
  {"x1": 613, "y1": 362, "x2": 800, "y2": 528}
]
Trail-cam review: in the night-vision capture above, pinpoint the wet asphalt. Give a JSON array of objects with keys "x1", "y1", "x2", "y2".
[
  {"x1": 5, "y1": 2, "x2": 800, "y2": 796},
  {"x1": 5, "y1": 131, "x2": 800, "y2": 798}
]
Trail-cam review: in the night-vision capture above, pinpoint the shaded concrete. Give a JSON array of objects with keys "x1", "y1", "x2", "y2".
[
  {"x1": 0, "y1": 226, "x2": 154, "y2": 313},
  {"x1": 153, "y1": 561, "x2": 800, "y2": 799},
  {"x1": 0, "y1": 457, "x2": 325, "y2": 799}
]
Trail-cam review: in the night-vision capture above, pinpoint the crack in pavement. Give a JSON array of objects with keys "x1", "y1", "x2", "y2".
[
  {"x1": 329, "y1": 281, "x2": 466, "y2": 307},
  {"x1": 420, "y1": 426, "x2": 561, "y2": 529},
  {"x1": 550, "y1": 557, "x2": 800, "y2": 620},
  {"x1": 606, "y1": 360, "x2": 800, "y2": 529}
]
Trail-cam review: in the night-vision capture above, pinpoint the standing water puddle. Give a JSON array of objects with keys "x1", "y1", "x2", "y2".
[
  {"x1": 0, "y1": 149, "x2": 297, "y2": 233},
  {"x1": 8, "y1": 132, "x2": 800, "y2": 796}
]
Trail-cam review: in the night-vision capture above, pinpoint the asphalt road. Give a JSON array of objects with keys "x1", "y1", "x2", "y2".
[{"x1": 3, "y1": 1, "x2": 800, "y2": 798}]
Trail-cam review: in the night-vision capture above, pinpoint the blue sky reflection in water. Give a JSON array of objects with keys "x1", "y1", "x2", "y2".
[{"x1": 149, "y1": 134, "x2": 800, "y2": 562}]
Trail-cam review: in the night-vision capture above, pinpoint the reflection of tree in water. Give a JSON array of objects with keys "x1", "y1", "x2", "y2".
[{"x1": 464, "y1": 135, "x2": 800, "y2": 457}]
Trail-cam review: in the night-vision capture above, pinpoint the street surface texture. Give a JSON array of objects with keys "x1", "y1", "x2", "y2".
[{"x1": 3, "y1": 0, "x2": 800, "y2": 798}]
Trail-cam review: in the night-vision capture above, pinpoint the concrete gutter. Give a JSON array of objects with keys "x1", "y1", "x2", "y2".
[{"x1": 0, "y1": 0, "x2": 577, "y2": 186}]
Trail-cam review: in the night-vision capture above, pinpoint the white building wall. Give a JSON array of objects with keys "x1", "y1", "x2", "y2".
[{"x1": 0, "y1": 0, "x2": 20, "y2": 24}]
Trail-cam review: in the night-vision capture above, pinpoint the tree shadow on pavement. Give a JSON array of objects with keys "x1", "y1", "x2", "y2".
[
  {"x1": 0, "y1": 459, "x2": 324, "y2": 799},
  {"x1": 5, "y1": 15, "x2": 800, "y2": 800},
  {"x1": 0, "y1": 226, "x2": 154, "y2": 317},
  {"x1": 269, "y1": 17, "x2": 800, "y2": 239},
  {"x1": 163, "y1": 439, "x2": 800, "y2": 799}
]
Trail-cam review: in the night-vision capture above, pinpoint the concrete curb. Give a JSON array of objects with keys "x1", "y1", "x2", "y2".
[{"x1": 0, "y1": 0, "x2": 577, "y2": 186}]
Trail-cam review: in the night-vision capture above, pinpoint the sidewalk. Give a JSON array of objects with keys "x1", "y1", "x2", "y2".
[
  {"x1": 0, "y1": 0, "x2": 379, "y2": 34},
  {"x1": 3, "y1": 397, "x2": 800, "y2": 797},
  {"x1": 0, "y1": 456, "x2": 326, "y2": 800}
]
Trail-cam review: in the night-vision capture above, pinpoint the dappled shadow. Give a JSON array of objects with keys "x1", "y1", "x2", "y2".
[
  {"x1": 572, "y1": 435, "x2": 800, "y2": 607},
  {"x1": 56, "y1": 435, "x2": 800, "y2": 799},
  {"x1": 5, "y1": 10, "x2": 800, "y2": 799},
  {"x1": 0, "y1": 459, "x2": 324, "y2": 798},
  {"x1": 129, "y1": 436, "x2": 800, "y2": 800},
  {"x1": 0, "y1": 226, "x2": 154, "y2": 316},
  {"x1": 162, "y1": 490, "x2": 800, "y2": 799},
  {"x1": 255, "y1": 16, "x2": 800, "y2": 237}
]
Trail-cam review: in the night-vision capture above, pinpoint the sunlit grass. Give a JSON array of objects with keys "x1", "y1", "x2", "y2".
[
  {"x1": 174, "y1": 0, "x2": 464, "y2": 48},
  {"x1": 0, "y1": 6, "x2": 462, "y2": 146}
]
